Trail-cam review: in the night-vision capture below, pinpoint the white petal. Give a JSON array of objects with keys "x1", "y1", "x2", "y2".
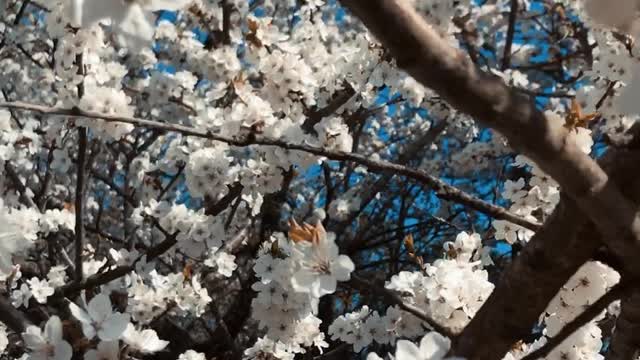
[
  {"x1": 69, "y1": 300, "x2": 93, "y2": 326},
  {"x1": 44, "y1": 316, "x2": 64, "y2": 342},
  {"x1": 395, "y1": 339, "x2": 421, "y2": 360},
  {"x1": 317, "y1": 275, "x2": 337, "y2": 296},
  {"x1": 22, "y1": 327, "x2": 45, "y2": 349},
  {"x1": 88, "y1": 294, "x2": 112, "y2": 323},
  {"x1": 97, "y1": 340, "x2": 120, "y2": 357},
  {"x1": 145, "y1": 0, "x2": 191, "y2": 11},
  {"x1": 332, "y1": 255, "x2": 355, "y2": 281},
  {"x1": 79, "y1": 0, "x2": 127, "y2": 27},
  {"x1": 419, "y1": 332, "x2": 451, "y2": 360},
  {"x1": 139, "y1": 329, "x2": 169, "y2": 353},
  {"x1": 81, "y1": 322, "x2": 97, "y2": 340},
  {"x1": 84, "y1": 349, "x2": 99, "y2": 360},
  {"x1": 291, "y1": 270, "x2": 315, "y2": 293},
  {"x1": 117, "y1": 5, "x2": 156, "y2": 48},
  {"x1": 98, "y1": 313, "x2": 130, "y2": 341},
  {"x1": 54, "y1": 340, "x2": 73, "y2": 360}
]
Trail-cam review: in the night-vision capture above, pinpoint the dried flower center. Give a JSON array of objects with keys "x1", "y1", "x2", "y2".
[{"x1": 312, "y1": 260, "x2": 331, "y2": 274}]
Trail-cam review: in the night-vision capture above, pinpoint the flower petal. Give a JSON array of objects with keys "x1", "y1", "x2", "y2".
[
  {"x1": 395, "y1": 339, "x2": 421, "y2": 360},
  {"x1": 98, "y1": 313, "x2": 130, "y2": 341},
  {"x1": 332, "y1": 255, "x2": 354, "y2": 281},
  {"x1": 88, "y1": 294, "x2": 112, "y2": 323},
  {"x1": 44, "y1": 315, "x2": 64, "y2": 342},
  {"x1": 54, "y1": 340, "x2": 73, "y2": 360},
  {"x1": 419, "y1": 332, "x2": 451, "y2": 360}
]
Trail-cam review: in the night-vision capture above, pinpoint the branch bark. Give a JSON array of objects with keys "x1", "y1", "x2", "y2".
[
  {"x1": 453, "y1": 148, "x2": 640, "y2": 359},
  {"x1": 0, "y1": 296, "x2": 28, "y2": 334},
  {"x1": 74, "y1": 52, "x2": 87, "y2": 282},
  {"x1": 520, "y1": 281, "x2": 630, "y2": 360},
  {"x1": 501, "y1": 0, "x2": 519, "y2": 70},
  {"x1": 0, "y1": 101, "x2": 539, "y2": 231},
  {"x1": 350, "y1": 274, "x2": 454, "y2": 338},
  {"x1": 605, "y1": 286, "x2": 640, "y2": 360},
  {"x1": 337, "y1": 0, "x2": 640, "y2": 282}
]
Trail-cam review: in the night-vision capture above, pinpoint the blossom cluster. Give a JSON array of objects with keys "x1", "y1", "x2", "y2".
[{"x1": 246, "y1": 220, "x2": 354, "y2": 359}]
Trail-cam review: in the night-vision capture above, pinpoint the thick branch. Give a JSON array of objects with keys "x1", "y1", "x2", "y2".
[
  {"x1": 605, "y1": 286, "x2": 640, "y2": 360},
  {"x1": 521, "y1": 282, "x2": 629, "y2": 360},
  {"x1": 453, "y1": 149, "x2": 640, "y2": 359},
  {"x1": 0, "y1": 101, "x2": 540, "y2": 231},
  {"x1": 339, "y1": 0, "x2": 640, "y2": 328},
  {"x1": 0, "y1": 296, "x2": 28, "y2": 333}
]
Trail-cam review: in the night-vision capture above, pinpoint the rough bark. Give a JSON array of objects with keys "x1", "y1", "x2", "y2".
[
  {"x1": 454, "y1": 148, "x2": 640, "y2": 359},
  {"x1": 603, "y1": 287, "x2": 640, "y2": 360},
  {"x1": 338, "y1": 0, "x2": 640, "y2": 280}
]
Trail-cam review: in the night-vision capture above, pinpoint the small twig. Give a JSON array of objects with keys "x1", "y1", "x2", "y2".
[
  {"x1": 350, "y1": 274, "x2": 454, "y2": 338},
  {"x1": 501, "y1": 0, "x2": 519, "y2": 70},
  {"x1": 74, "y1": 53, "x2": 87, "y2": 282},
  {"x1": 157, "y1": 164, "x2": 185, "y2": 201},
  {"x1": 57, "y1": 228, "x2": 179, "y2": 296},
  {"x1": 0, "y1": 101, "x2": 541, "y2": 231},
  {"x1": 313, "y1": 343, "x2": 350, "y2": 359},
  {"x1": 205, "y1": 182, "x2": 244, "y2": 216},
  {"x1": 4, "y1": 162, "x2": 36, "y2": 208}
]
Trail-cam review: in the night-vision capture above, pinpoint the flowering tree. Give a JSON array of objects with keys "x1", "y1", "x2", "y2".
[{"x1": 1, "y1": 0, "x2": 639, "y2": 359}]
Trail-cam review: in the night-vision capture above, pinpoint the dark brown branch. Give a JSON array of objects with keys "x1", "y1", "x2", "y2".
[
  {"x1": 520, "y1": 282, "x2": 630, "y2": 360},
  {"x1": 501, "y1": 0, "x2": 519, "y2": 70},
  {"x1": 0, "y1": 296, "x2": 29, "y2": 333},
  {"x1": 57, "y1": 229, "x2": 178, "y2": 296},
  {"x1": 74, "y1": 53, "x2": 87, "y2": 282},
  {"x1": 453, "y1": 149, "x2": 640, "y2": 359},
  {"x1": 302, "y1": 83, "x2": 356, "y2": 133},
  {"x1": 605, "y1": 286, "x2": 640, "y2": 360},
  {"x1": 337, "y1": 0, "x2": 640, "y2": 348},
  {"x1": 4, "y1": 162, "x2": 36, "y2": 208},
  {"x1": 205, "y1": 182, "x2": 243, "y2": 216}
]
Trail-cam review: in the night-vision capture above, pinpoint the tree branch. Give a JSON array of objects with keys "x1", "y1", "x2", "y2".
[
  {"x1": 605, "y1": 286, "x2": 640, "y2": 360},
  {"x1": 520, "y1": 282, "x2": 630, "y2": 360},
  {"x1": 74, "y1": 53, "x2": 87, "y2": 282},
  {"x1": 501, "y1": 0, "x2": 519, "y2": 70},
  {"x1": 0, "y1": 295, "x2": 28, "y2": 334},
  {"x1": 338, "y1": 0, "x2": 640, "y2": 339},
  {"x1": 453, "y1": 149, "x2": 640, "y2": 359},
  {"x1": 339, "y1": 0, "x2": 640, "y2": 259},
  {"x1": 4, "y1": 162, "x2": 36, "y2": 208},
  {"x1": 350, "y1": 274, "x2": 454, "y2": 338},
  {"x1": 0, "y1": 101, "x2": 540, "y2": 231},
  {"x1": 57, "y1": 227, "x2": 179, "y2": 296}
]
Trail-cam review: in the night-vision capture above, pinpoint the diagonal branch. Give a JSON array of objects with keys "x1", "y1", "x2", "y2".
[
  {"x1": 337, "y1": 0, "x2": 640, "y2": 340},
  {"x1": 521, "y1": 281, "x2": 630, "y2": 360},
  {"x1": 4, "y1": 162, "x2": 36, "y2": 208},
  {"x1": 57, "y1": 227, "x2": 179, "y2": 296},
  {"x1": 453, "y1": 148, "x2": 640, "y2": 360},
  {"x1": 0, "y1": 101, "x2": 540, "y2": 231},
  {"x1": 605, "y1": 286, "x2": 640, "y2": 360},
  {"x1": 350, "y1": 274, "x2": 454, "y2": 338},
  {"x1": 0, "y1": 296, "x2": 29, "y2": 334}
]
